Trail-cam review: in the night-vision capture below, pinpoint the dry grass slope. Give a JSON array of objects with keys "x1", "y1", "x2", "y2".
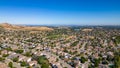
[{"x1": 0, "y1": 23, "x2": 54, "y2": 31}]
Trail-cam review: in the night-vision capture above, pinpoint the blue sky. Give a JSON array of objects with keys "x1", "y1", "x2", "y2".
[{"x1": 0, "y1": 0, "x2": 120, "y2": 25}]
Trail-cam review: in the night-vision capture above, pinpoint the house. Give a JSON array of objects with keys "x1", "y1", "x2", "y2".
[
  {"x1": 1, "y1": 44, "x2": 8, "y2": 48},
  {"x1": 28, "y1": 60, "x2": 37, "y2": 66},
  {"x1": 23, "y1": 57, "x2": 32, "y2": 62},
  {"x1": 1, "y1": 50, "x2": 8, "y2": 55},
  {"x1": 51, "y1": 64, "x2": 58, "y2": 68},
  {"x1": 81, "y1": 62, "x2": 88, "y2": 68},
  {"x1": 11, "y1": 45, "x2": 18, "y2": 50},
  {"x1": 64, "y1": 54, "x2": 71, "y2": 59},
  {"x1": 18, "y1": 55, "x2": 26, "y2": 61},
  {"x1": 0, "y1": 63, "x2": 7, "y2": 68},
  {"x1": 99, "y1": 64, "x2": 109, "y2": 68}
]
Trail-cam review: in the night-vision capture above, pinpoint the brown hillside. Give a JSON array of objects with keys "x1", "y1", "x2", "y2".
[{"x1": 0, "y1": 23, "x2": 53, "y2": 31}]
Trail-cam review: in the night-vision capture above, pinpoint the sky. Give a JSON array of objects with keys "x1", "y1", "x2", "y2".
[{"x1": 0, "y1": 0, "x2": 120, "y2": 25}]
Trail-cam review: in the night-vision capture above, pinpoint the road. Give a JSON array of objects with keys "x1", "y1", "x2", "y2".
[{"x1": 80, "y1": 42, "x2": 87, "y2": 51}]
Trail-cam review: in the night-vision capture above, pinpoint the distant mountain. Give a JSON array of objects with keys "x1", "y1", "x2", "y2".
[{"x1": 0, "y1": 23, "x2": 54, "y2": 31}]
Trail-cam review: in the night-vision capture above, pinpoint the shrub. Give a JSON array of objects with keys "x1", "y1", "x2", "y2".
[
  {"x1": 12, "y1": 57, "x2": 18, "y2": 62},
  {"x1": 8, "y1": 62, "x2": 13, "y2": 68},
  {"x1": 20, "y1": 61, "x2": 28, "y2": 67},
  {"x1": 15, "y1": 49, "x2": 23, "y2": 54}
]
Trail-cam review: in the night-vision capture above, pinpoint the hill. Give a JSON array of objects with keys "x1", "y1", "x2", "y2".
[{"x1": 0, "y1": 23, "x2": 54, "y2": 31}]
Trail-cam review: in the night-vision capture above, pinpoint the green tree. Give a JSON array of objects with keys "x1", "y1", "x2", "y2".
[
  {"x1": 37, "y1": 56, "x2": 49, "y2": 64},
  {"x1": 0, "y1": 57, "x2": 5, "y2": 61},
  {"x1": 15, "y1": 49, "x2": 23, "y2": 54},
  {"x1": 115, "y1": 36, "x2": 120, "y2": 44},
  {"x1": 24, "y1": 52, "x2": 32, "y2": 57},
  {"x1": 6, "y1": 47, "x2": 12, "y2": 51},
  {"x1": 12, "y1": 57, "x2": 18, "y2": 62},
  {"x1": 41, "y1": 63, "x2": 49, "y2": 68},
  {"x1": 80, "y1": 56, "x2": 87, "y2": 63},
  {"x1": 71, "y1": 41, "x2": 79, "y2": 47},
  {"x1": 114, "y1": 52, "x2": 120, "y2": 68},
  {"x1": 8, "y1": 62, "x2": 13, "y2": 68},
  {"x1": 2, "y1": 54, "x2": 9, "y2": 57},
  {"x1": 20, "y1": 61, "x2": 28, "y2": 67},
  {"x1": 94, "y1": 58, "x2": 100, "y2": 67},
  {"x1": 37, "y1": 56, "x2": 50, "y2": 68}
]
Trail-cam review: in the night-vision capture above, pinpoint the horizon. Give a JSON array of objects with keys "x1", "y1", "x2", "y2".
[
  {"x1": 0, "y1": 0, "x2": 120, "y2": 25},
  {"x1": 1, "y1": 22, "x2": 120, "y2": 26}
]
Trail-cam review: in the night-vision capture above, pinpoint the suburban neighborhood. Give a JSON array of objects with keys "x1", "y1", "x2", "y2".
[
  {"x1": 0, "y1": 0, "x2": 120, "y2": 68},
  {"x1": 0, "y1": 23, "x2": 120, "y2": 68}
]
